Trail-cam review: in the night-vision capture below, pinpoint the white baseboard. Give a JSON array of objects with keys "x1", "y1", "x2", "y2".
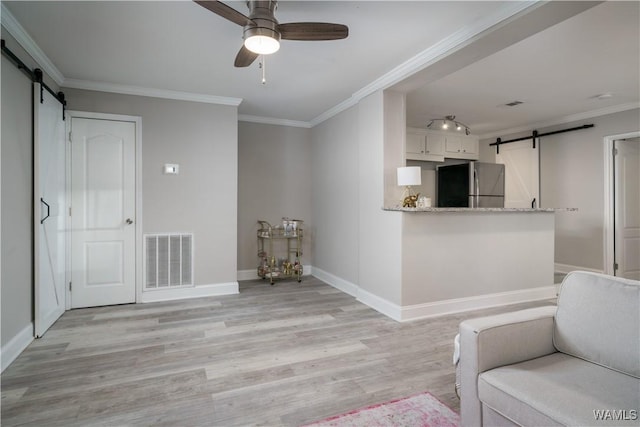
[
  {"x1": 237, "y1": 265, "x2": 312, "y2": 282},
  {"x1": 356, "y1": 288, "x2": 402, "y2": 321},
  {"x1": 140, "y1": 282, "x2": 239, "y2": 303},
  {"x1": 554, "y1": 263, "x2": 604, "y2": 274},
  {"x1": 311, "y1": 267, "x2": 359, "y2": 297},
  {"x1": 1, "y1": 323, "x2": 34, "y2": 373},
  {"x1": 311, "y1": 267, "x2": 402, "y2": 319},
  {"x1": 399, "y1": 285, "x2": 558, "y2": 322},
  {"x1": 293, "y1": 266, "x2": 560, "y2": 322}
]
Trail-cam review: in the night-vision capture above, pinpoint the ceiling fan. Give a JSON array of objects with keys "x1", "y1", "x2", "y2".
[{"x1": 194, "y1": 0, "x2": 349, "y2": 67}]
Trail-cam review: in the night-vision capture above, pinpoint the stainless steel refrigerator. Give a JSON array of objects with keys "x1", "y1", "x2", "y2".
[{"x1": 437, "y1": 162, "x2": 505, "y2": 207}]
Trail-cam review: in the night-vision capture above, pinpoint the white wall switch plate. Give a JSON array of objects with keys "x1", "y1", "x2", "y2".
[{"x1": 164, "y1": 164, "x2": 179, "y2": 174}]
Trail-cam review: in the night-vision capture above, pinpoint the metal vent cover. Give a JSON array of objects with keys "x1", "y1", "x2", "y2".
[{"x1": 144, "y1": 233, "x2": 193, "y2": 289}]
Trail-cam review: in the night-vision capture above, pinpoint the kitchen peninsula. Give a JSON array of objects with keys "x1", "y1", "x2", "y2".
[{"x1": 381, "y1": 206, "x2": 575, "y2": 320}]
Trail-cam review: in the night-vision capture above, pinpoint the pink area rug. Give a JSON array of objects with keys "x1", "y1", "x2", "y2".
[{"x1": 302, "y1": 391, "x2": 460, "y2": 427}]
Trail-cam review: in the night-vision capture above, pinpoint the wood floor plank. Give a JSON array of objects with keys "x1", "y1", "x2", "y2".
[{"x1": 1, "y1": 278, "x2": 554, "y2": 426}]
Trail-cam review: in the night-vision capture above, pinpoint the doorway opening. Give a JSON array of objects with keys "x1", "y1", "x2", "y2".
[
  {"x1": 604, "y1": 132, "x2": 640, "y2": 279},
  {"x1": 66, "y1": 111, "x2": 143, "y2": 308}
]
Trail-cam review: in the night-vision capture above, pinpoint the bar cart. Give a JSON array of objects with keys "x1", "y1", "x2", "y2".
[{"x1": 257, "y1": 218, "x2": 303, "y2": 284}]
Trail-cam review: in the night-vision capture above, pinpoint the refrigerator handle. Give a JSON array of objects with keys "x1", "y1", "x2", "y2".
[{"x1": 474, "y1": 169, "x2": 480, "y2": 208}]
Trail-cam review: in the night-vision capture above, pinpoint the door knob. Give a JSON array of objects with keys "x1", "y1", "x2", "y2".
[{"x1": 126, "y1": 218, "x2": 133, "y2": 225}]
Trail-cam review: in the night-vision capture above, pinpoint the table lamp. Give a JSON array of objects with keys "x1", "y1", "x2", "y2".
[{"x1": 397, "y1": 166, "x2": 421, "y2": 207}]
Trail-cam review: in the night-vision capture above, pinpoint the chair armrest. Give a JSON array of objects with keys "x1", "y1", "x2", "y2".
[{"x1": 459, "y1": 305, "x2": 557, "y2": 427}]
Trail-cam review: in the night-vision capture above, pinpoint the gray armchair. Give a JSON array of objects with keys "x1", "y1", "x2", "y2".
[{"x1": 458, "y1": 271, "x2": 640, "y2": 426}]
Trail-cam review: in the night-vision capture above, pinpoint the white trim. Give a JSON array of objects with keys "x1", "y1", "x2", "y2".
[
  {"x1": 66, "y1": 111, "x2": 144, "y2": 305},
  {"x1": 312, "y1": 267, "x2": 558, "y2": 322},
  {"x1": 1, "y1": 4, "x2": 65, "y2": 85},
  {"x1": 63, "y1": 79, "x2": 243, "y2": 107},
  {"x1": 1, "y1": 324, "x2": 34, "y2": 373},
  {"x1": 237, "y1": 269, "x2": 258, "y2": 282},
  {"x1": 308, "y1": 1, "x2": 538, "y2": 127},
  {"x1": 479, "y1": 103, "x2": 640, "y2": 140},
  {"x1": 398, "y1": 286, "x2": 558, "y2": 322},
  {"x1": 238, "y1": 115, "x2": 312, "y2": 129},
  {"x1": 140, "y1": 282, "x2": 239, "y2": 303},
  {"x1": 311, "y1": 267, "x2": 359, "y2": 298},
  {"x1": 238, "y1": 264, "x2": 312, "y2": 281},
  {"x1": 603, "y1": 131, "x2": 640, "y2": 276},
  {"x1": 554, "y1": 263, "x2": 604, "y2": 275},
  {"x1": 356, "y1": 288, "x2": 402, "y2": 321},
  {"x1": 309, "y1": 97, "x2": 360, "y2": 128}
]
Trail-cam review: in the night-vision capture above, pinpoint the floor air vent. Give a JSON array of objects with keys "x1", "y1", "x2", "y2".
[{"x1": 144, "y1": 233, "x2": 193, "y2": 289}]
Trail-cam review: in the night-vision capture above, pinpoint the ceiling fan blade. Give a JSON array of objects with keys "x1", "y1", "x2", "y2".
[
  {"x1": 279, "y1": 23, "x2": 349, "y2": 41},
  {"x1": 235, "y1": 45, "x2": 259, "y2": 67},
  {"x1": 194, "y1": 1, "x2": 253, "y2": 27}
]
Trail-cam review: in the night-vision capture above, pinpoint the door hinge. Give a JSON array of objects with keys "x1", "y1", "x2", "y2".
[
  {"x1": 69, "y1": 131, "x2": 72, "y2": 142},
  {"x1": 613, "y1": 147, "x2": 618, "y2": 156},
  {"x1": 69, "y1": 206, "x2": 72, "y2": 216},
  {"x1": 614, "y1": 262, "x2": 619, "y2": 272},
  {"x1": 69, "y1": 281, "x2": 72, "y2": 291}
]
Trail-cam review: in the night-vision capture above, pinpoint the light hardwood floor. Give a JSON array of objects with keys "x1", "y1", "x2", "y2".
[{"x1": 1, "y1": 277, "x2": 555, "y2": 426}]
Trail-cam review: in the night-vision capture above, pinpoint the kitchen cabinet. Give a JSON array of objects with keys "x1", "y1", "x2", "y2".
[
  {"x1": 444, "y1": 134, "x2": 479, "y2": 159},
  {"x1": 407, "y1": 128, "x2": 479, "y2": 161},
  {"x1": 406, "y1": 129, "x2": 445, "y2": 162}
]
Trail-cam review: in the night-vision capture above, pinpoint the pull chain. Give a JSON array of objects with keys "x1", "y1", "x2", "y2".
[{"x1": 260, "y1": 55, "x2": 267, "y2": 85}]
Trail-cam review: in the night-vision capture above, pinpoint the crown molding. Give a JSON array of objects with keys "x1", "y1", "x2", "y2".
[
  {"x1": 1, "y1": 3, "x2": 65, "y2": 85},
  {"x1": 62, "y1": 79, "x2": 243, "y2": 107},
  {"x1": 309, "y1": 1, "x2": 539, "y2": 127},
  {"x1": 309, "y1": 96, "x2": 360, "y2": 128},
  {"x1": 478, "y1": 102, "x2": 640, "y2": 140},
  {"x1": 238, "y1": 114, "x2": 312, "y2": 129},
  {"x1": 1, "y1": 4, "x2": 242, "y2": 107}
]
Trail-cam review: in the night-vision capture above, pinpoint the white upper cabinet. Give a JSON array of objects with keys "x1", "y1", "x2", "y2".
[
  {"x1": 406, "y1": 128, "x2": 478, "y2": 161},
  {"x1": 406, "y1": 129, "x2": 445, "y2": 162},
  {"x1": 444, "y1": 134, "x2": 479, "y2": 159}
]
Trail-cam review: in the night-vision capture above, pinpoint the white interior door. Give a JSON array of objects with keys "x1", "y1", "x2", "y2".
[
  {"x1": 71, "y1": 117, "x2": 136, "y2": 308},
  {"x1": 614, "y1": 138, "x2": 640, "y2": 280},
  {"x1": 496, "y1": 139, "x2": 540, "y2": 208},
  {"x1": 34, "y1": 83, "x2": 66, "y2": 337}
]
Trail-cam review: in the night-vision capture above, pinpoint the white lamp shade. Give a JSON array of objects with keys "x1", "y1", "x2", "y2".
[{"x1": 397, "y1": 166, "x2": 422, "y2": 186}]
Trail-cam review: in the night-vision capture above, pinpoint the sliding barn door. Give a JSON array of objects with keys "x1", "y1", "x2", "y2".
[
  {"x1": 34, "y1": 83, "x2": 66, "y2": 337},
  {"x1": 496, "y1": 139, "x2": 540, "y2": 208}
]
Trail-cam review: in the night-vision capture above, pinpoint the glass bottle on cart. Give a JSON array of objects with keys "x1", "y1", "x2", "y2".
[{"x1": 257, "y1": 218, "x2": 303, "y2": 284}]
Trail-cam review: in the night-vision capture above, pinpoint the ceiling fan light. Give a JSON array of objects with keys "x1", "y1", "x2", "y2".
[
  {"x1": 456, "y1": 123, "x2": 462, "y2": 131},
  {"x1": 244, "y1": 35, "x2": 280, "y2": 55},
  {"x1": 442, "y1": 121, "x2": 449, "y2": 130}
]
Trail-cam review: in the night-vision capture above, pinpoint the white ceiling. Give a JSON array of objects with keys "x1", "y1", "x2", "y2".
[
  {"x1": 3, "y1": 1, "x2": 639, "y2": 133},
  {"x1": 406, "y1": 1, "x2": 640, "y2": 136}
]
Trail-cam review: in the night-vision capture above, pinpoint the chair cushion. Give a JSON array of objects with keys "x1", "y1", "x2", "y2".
[
  {"x1": 479, "y1": 352, "x2": 640, "y2": 426},
  {"x1": 554, "y1": 271, "x2": 640, "y2": 378}
]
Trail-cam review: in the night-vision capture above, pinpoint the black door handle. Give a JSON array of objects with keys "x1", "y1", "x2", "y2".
[
  {"x1": 40, "y1": 198, "x2": 50, "y2": 224},
  {"x1": 531, "y1": 198, "x2": 537, "y2": 209}
]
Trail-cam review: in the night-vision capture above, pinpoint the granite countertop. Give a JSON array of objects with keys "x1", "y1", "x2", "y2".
[{"x1": 383, "y1": 206, "x2": 578, "y2": 213}]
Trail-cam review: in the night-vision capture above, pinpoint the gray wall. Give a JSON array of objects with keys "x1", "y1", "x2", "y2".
[
  {"x1": 237, "y1": 122, "x2": 312, "y2": 271},
  {"x1": 358, "y1": 90, "x2": 402, "y2": 305},
  {"x1": 481, "y1": 108, "x2": 640, "y2": 271},
  {"x1": 311, "y1": 106, "x2": 360, "y2": 285},
  {"x1": 63, "y1": 88, "x2": 238, "y2": 285},
  {"x1": 1, "y1": 29, "x2": 62, "y2": 350},
  {"x1": 1, "y1": 32, "x2": 35, "y2": 348},
  {"x1": 310, "y1": 90, "x2": 403, "y2": 306}
]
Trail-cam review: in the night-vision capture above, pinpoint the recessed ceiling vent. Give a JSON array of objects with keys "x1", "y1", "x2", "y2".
[{"x1": 504, "y1": 100, "x2": 524, "y2": 107}]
